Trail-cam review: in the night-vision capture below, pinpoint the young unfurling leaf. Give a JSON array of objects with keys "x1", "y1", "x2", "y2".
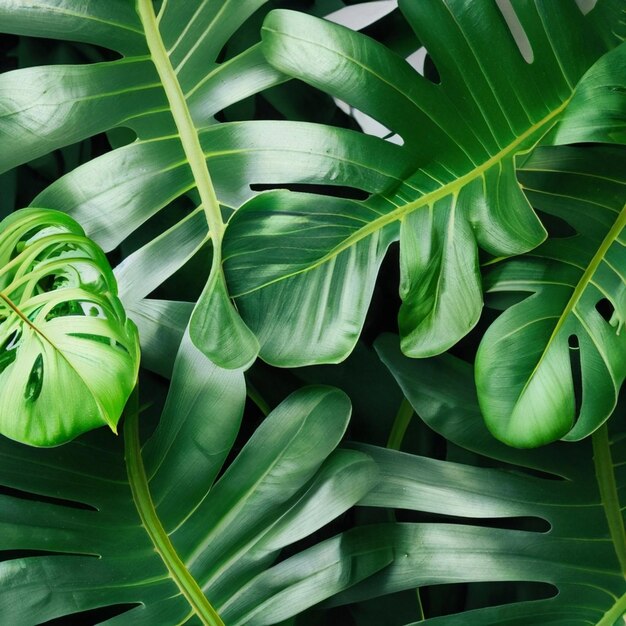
[{"x1": 0, "y1": 208, "x2": 139, "y2": 446}]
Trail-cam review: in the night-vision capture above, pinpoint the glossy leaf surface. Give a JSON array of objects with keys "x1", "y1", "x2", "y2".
[
  {"x1": 553, "y1": 40, "x2": 626, "y2": 145},
  {"x1": 476, "y1": 145, "x2": 626, "y2": 447},
  {"x1": 0, "y1": 208, "x2": 139, "y2": 446},
  {"x1": 223, "y1": 0, "x2": 625, "y2": 365},
  {"x1": 0, "y1": 0, "x2": 381, "y2": 368},
  {"x1": 334, "y1": 334, "x2": 626, "y2": 625},
  {"x1": 0, "y1": 334, "x2": 381, "y2": 624}
]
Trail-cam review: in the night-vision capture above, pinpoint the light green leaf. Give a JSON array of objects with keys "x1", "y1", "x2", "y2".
[
  {"x1": 223, "y1": 0, "x2": 625, "y2": 365},
  {"x1": 0, "y1": 208, "x2": 139, "y2": 446},
  {"x1": 476, "y1": 145, "x2": 626, "y2": 447}
]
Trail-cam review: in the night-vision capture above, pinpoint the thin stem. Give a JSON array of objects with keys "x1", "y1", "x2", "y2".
[
  {"x1": 124, "y1": 387, "x2": 225, "y2": 626},
  {"x1": 592, "y1": 423, "x2": 626, "y2": 577},
  {"x1": 386, "y1": 397, "x2": 414, "y2": 450},
  {"x1": 386, "y1": 397, "x2": 425, "y2": 621}
]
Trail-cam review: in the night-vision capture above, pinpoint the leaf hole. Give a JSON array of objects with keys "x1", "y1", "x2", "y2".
[
  {"x1": 326, "y1": 1, "x2": 398, "y2": 31},
  {"x1": 1, "y1": 329, "x2": 21, "y2": 352},
  {"x1": 595, "y1": 298, "x2": 615, "y2": 322},
  {"x1": 250, "y1": 182, "x2": 370, "y2": 201},
  {"x1": 568, "y1": 334, "x2": 579, "y2": 349},
  {"x1": 68, "y1": 333, "x2": 130, "y2": 356},
  {"x1": 24, "y1": 353, "x2": 44, "y2": 402},
  {"x1": 12, "y1": 225, "x2": 69, "y2": 260},
  {"x1": 0, "y1": 484, "x2": 96, "y2": 511},
  {"x1": 568, "y1": 340, "x2": 583, "y2": 418},
  {"x1": 420, "y1": 581, "x2": 557, "y2": 619},
  {"x1": 0, "y1": 330, "x2": 21, "y2": 375},
  {"x1": 395, "y1": 509, "x2": 551, "y2": 533},
  {"x1": 0, "y1": 549, "x2": 98, "y2": 563},
  {"x1": 536, "y1": 209, "x2": 577, "y2": 238},
  {"x1": 37, "y1": 271, "x2": 76, "y2": 295},
  {"x1": 496, "y1": 0, "x2": 534, "y2": 63},
  {"x1": 38, "y1": 603, "x2": 141, "y2": 625},
  {"x1": 46, "y1": 300, "x2": 106, "y2": 321},
  {"x1": 423, "y1": 53, "x2": 441, "y2": 84},
  {"x1": 406, "y1": 47, "x2": 428, "y2": 76},
  {"x1": 333, "y1": 98, "x2": 405, "y2": 145},
  {"x1": 575, "y1": 0, "x2": 598, "y2": 15}
]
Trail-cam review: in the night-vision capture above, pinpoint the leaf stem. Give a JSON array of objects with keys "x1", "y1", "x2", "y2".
[
  {"x1": 246, "y1": 380, "x2": 270, "y2": 417},
  {"x1": 124, "y1": 387, "x2": 225, "y2": 626},
  {"x1": 593, "y1": 423, "x2": 626, "y2": 578},
  {"x1": 386, "y1": 397, "x2": 425, "y2": 620},
  {"x1": 597, "y1": 590, "x2": 626, "y2": 626},
  {"x1": 136, "y1": 0, "x2": 224, "y2": 242},
  {"x1": 386, "y1": 397, "x2": 414, "y2": 450}
]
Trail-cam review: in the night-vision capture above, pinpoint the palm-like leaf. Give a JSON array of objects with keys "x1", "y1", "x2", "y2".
[
  {"x1": 0, "y1": 0, "x2": 392, "y2": 369},
  {"x1": 0, "y1": 208, "x2": 139, "y2": 446},
  {"x1": 0, "y1": 334, "x2": 382, "y2": 624},
  {"x1": 223, "y1": 0, "x2": 625, "y2": 365},
  {"x1": 475, "y1": 144, "x2": 626, "y2": 447},
  {"x1": 331, "y1": 334, "x2": 626, "y2": 625}
]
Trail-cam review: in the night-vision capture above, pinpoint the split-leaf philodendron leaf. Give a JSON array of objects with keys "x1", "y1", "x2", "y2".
[
  {"x1": 329, "y1": 334, "x2": 626, "y2": 625},
  {"x1": 0, "y1": 208, "x2": 139, "y2": 446},
  {"x1": 0, "y1": 0, "x2": 396, "y2": 369},
  {"x1": 0, "y1": 334, "x2": 384, "y2": 625},
  {"x1": 476, "y1": 144, "x2": 626, "y2": 448},
  {"x1": 223, "y1": 0, "x2": 625, "y2": 366},
  {"x1": 551, "y1": 40, "x2": 626, "y2": 146}
]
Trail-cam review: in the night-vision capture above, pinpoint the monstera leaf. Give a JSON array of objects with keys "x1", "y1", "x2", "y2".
[
  {"x1": 222, "y1": 0, "x2": 625, "y2": 365},
  {"x1": 475, "y1": 144, "x2": 626, "y2": 448},
  {"x1": 0, "y1": 0, "x2": 399, "y2": 369},
  {"x1": 0, "y1": 333, "x2": 384, "y2": 625},
  {"x1": 326, "y1": 335, "x2": 626, "y2": 625},
  {"x1": 552, "y1": 40, "x2": 626, "y2": 145},
  {"x1": 0, "y1": 208, "x2": 139, "y2": 446}
]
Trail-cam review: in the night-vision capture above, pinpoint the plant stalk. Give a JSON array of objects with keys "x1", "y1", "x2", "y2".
[
  {"x1": 124, "y1": 388, "x2": 225, "y2": 626},
  {"x1": 136, "y1": 0, "x2": 224, "y2": 243},
  {"x1": 592, "y1": 423, "x2": 626, "y2": 577},
  {"x1": 386, "y1": 397, "x2": 425, "y2": 621}
]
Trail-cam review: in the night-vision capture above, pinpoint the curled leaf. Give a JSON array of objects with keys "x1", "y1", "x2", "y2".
[{"x1": 0, "y1": 208, "x2": 140, "y2": 446}]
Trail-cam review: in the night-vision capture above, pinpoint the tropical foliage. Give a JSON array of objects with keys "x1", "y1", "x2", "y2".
[
  {"x1": 0, "y1": 209, "x2": 139, "y2": 446},
  {"x1": 0, "y1": 0, "x2": 624, "y2": 624}
]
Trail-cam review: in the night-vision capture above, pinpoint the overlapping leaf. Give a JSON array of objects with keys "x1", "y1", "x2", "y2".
[
  {"x1": 223, "y1": 0, "x2": 625, "y2": 365},
  {"x1": 0, "y1": 334, "x2": 383, "y2": 624},
  {"x1": 475, "y1": 144, "x2": 626, "y2": 447},
  {"x1": 552, "y1": 40, "x2": 626, "y2": 145},
  {"x1": 0, "y1": 0, "x2": 396, "y2": 369},
  {"x1": 323, "y1": 335, "x2": 626, "y2": 625},
  {"x1": 0, "y1": 208, "x2": 139, "y2": 446}
]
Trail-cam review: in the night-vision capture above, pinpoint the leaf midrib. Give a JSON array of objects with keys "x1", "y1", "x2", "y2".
[
  {"x1": 511, "y1": 202, "x2": 626, "y2": 410},
  {"x1": 124, "y1": 402, "x2": 224, "y2": 626},
  {"x1": 0, "y1": 291, "x2": 114, "y2": 429},
  {"x1": 137, "y1": 0, "x2": 224, "y2": 244},
  {"x1": 229, "y1": 98, "x2": 570, "y2": 297},
  {"x1": 592, "y1": 425, "x2": 626, "y2": 579}
]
